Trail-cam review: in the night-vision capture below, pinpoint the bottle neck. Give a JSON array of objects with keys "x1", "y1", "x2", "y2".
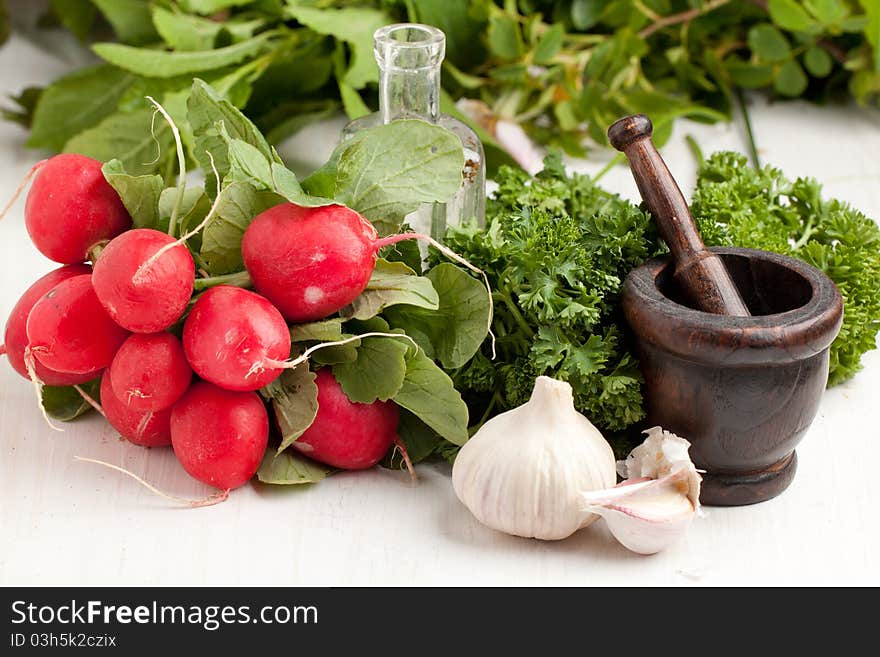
[
  {"x1": 374, "y1": 24, "x2": 445, "y2": 125},
  {"x1": 379, "y1": 63, "x2": 441, "y2": 124}
]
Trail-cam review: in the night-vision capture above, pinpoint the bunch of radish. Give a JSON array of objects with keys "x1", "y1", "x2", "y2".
[{"x1": 1, "y1": 153, "x2": 420, "y2": 498}]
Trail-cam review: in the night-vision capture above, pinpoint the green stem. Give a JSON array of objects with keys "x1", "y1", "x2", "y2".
[
  {"x1": 685, "y1": 134, "x2": 705, "y2": 167},
  {"x1": 793, "y1": 218, "x2": 816, "y2": 250},
  {"x1": 638, "y1": 0, "x2": 732, "y2": 39},
  {"x1": 735, "y1": 87, "x2": 761, "y2": 169},
  {"x1": 193, "y1": 271, "x2": 253, "y2": 292},
  {"x1": 495, "y1": 292, "x2": 534, "y2": 338},
  {"x1": 471, "y1": 391, "x2": 503, "y2": 434},
  {"x1": 594, "y1": 153, "x2": 625, "y2": 182}
]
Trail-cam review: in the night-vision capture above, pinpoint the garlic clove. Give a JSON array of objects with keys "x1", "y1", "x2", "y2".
[
  {"x1": 581, "y1": 427, "x2": 702, "y2": 555},
  {"x1": 618, "y1": 426, "x2": 701, "y2": 507},
  {"x1": 581, "y1": 468, "x2": 697, "y2": 555}
]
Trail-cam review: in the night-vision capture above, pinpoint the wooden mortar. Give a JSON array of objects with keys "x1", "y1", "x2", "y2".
[
  {"x1": 622, "y1": 249, "x2": 842, "y2": 505},
  {"x1": 609, "y1": 115, "x2": 844, "y2": 505}
]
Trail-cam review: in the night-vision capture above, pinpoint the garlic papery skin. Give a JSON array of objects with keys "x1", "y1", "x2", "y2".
[
  {"x1": 452, "y1": 376, "x2": 617, "y2": 540},
  {"x1": 581, "y1": 427, "x2": 702, "y2": 555}
]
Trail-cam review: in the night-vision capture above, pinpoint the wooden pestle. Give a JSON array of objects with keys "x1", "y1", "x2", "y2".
[{"x1": 608, "y1": 114, "x2": 751, "y2": 317}]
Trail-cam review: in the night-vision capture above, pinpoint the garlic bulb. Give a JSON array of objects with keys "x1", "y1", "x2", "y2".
[
  {"x1": 452, "y1": 376, "x2": 616, "y2": 540},
  {"x1": 581, "y1": 427, "x2": 702, "y2": 555}
]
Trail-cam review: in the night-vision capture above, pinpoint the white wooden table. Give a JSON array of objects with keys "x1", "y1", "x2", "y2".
[{"x1": 2, "y1": 30, "x2": 879, "y2": 587}]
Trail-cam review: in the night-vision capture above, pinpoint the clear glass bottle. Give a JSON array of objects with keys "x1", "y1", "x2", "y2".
[{"x1": 342, "y1": 23, "x2": 486, "y2": 240}]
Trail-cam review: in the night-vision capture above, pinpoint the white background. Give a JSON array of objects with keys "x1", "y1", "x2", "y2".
[{"x1": 1, "y1": 23, "x2": 879, "y2": 586}]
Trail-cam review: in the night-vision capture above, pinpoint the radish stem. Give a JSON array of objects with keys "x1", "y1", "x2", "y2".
[
  {"x1": 373, "y1": 232, "x2": 496, "y2": 359},
  {"x1": 193, "y1": 270, "x2": 253, "y2": 291},
  {"x1": 146, "y1": 96, "x2": 187, "y2": 238},
  {"x1": 247, "y1": 332, "x2": 419, "y2": 379}
]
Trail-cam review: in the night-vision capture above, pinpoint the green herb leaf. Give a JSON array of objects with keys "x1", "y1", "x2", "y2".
[
  {"x1": 343, "y1": 259, "x2": 439, "y2": 321},
  {"x1": 50, "y1": 0, "x2": 96, "y2": 42},
  {"x1": 27, "y1": 65, "x2": 134, "y2": 152},
  {"x1": 217, "y1": 124, "x2": 332, "y2": 206},
  {"x1": 63, "y1": 108, "x2": 172, "y2": 177},
  {"x1": 93, "y1": 34, "x2": 273, "y2": 79},
  {"x1": 261, "y1": 364, "x2": 319, "y2": 454},
  {"x1": 338, "y1": 79, "x2": 371, "y2": 120},
  {"x1": 1, "y1": 87, "x2": 42, "y2": 128},
  {"x1": 392, "y1": 349, "x2": 469, "y2": 446},
  {"x1": 725, "y1": 56, "x2": 775, "y2": 88},
  {"x1": 860, "y1": 0, "x2": 880, "y2": 71},
  {"x1": 181, "y1": 0, "x2": 255, "y2": 13},
  {"x1": 284, "y1": 5, "x2": 391, "y2": 89},
  {"x1": 291, "y1": 318, "x2": 345, "y2": 343},
  {"x1": 748, "y1": 24, "x2": 792, "y2": 62},
  {"x1": 384, "y1": 264, "x2": 490, "y2": 370},
  {"x1": 92, "y1": 0, "x2": 159, "y2": 45},
  {"x1": 200, "y1": 181, "x2": 281, "y2": 274},
  {"x1": 534, "y1": 24, "x2": 565, "y2": 65},
  {"x1": 159, "y1": 186, "x2": 211, "y2": 237},
  {"x1": 332, "y1": 335, "x2": 410, "y2": 403},
  {"x1": 767, "y1": 0, "x2": 816, "y2": 32},
  {"x1": 257, "y1": 449, "x2": 330, "y2": 485},
  {"x1": 331, "y1": 120, "x2": 464, "y2": 227},
  {"x1": 804, "y1": 46, "x2": 833, "y2": 77},
  {"x1": 222, "y1": 132, "x2": 275, "y2": 189},
  {"x1": 488, "y1": 14, "x2": 524, "y2": 60},
  {"x1": 805, "y1": 0, "x2": 849, "y2": 27},
  {"x1": 775, "y1": 58, "x2": 809, "y2": 96},
  {"x1": 187, "y1": 78, "x2": 272, "y2": 196},
  {"x1": 571, "y1": 0, "x2": 604, "y2": 30},
  {"x1": 102, "y1": 160, "x2": 163, "y2": 229},
  {"x1": 404, "y1": 0, "x2": 487, "y2": 69},
  {"x1": 152, "y1": 6, "x2": 225, "y2": 51},
  {"x1": 41, "y1": 378, "x2": 101, "y2": 422}
]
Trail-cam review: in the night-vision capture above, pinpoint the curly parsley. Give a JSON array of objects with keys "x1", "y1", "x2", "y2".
[{"x1": 445, "y1": 152, "x2": 880, "y2": 449}]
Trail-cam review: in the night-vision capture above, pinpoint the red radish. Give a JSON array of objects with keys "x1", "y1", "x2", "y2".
[
  {"x1": 2, "y1": 264, "x2": 102, "y2": 385},
  {"x1": 241, "y1": 203, "x2": 379, "y2": 322},
  {"x1": 109, "y1": 333, "x2": 192, "y2": 412},
  {"x1": 241, "y1": 203, "x2": 491, "y2": 328},
  {"x1": 100, "y1": 371, "x2": 172, "y2": 447},
  {"x1": 26, "y1": 274, "x2": 130, "y2": 374},
  {"x1": 92, "y1": 228, "x2": 195, "y2": 333},
  {"x1": 170, "y1": 381, "x2": 268, "y2": 489},
  {"x1": 292, "y1": 369, "x2": 399, "y2": 470},
  {"x1": 24, "y1": 154, "x2": 131, "y2": 264},
  {"x1": 182, "y1": 286, "x2": 290, "y2": 391}
]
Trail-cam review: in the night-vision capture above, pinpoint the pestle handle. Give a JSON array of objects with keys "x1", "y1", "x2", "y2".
[{"x1": 608, "y1": 114, "x2": 751, "y2": 317}]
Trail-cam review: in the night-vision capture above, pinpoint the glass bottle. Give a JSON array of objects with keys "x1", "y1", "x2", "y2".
[{"x1": 342, "y1": 23, "x2": 486, "y2": 240}]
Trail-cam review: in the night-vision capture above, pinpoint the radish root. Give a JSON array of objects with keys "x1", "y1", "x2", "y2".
[
  {"x1": 0, "y1": 159, "x2": 47, "y2": 223},
  {"x1": 23, "y1": 347, "x2": 63, "y2": 433},
  {"x1": 133, "y1": 151, "x2": 223, "y2": 285},
  {"x1": 74, "y1": 456, "x2": 230, "y2": 508},
  {"x1": 246, "y1": 331, "x2": 419, "y2": 379},
  {"x1": 374, "y1": 232, "x2": 497, "y2": 359},
  {"x1": 134, "y1": 411, "x2": 154, "y2": 442}
]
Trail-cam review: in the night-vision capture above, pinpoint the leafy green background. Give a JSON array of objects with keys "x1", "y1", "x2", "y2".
[{"x1": 4, "y1": 0, "x2": 879, "y2": 174}]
